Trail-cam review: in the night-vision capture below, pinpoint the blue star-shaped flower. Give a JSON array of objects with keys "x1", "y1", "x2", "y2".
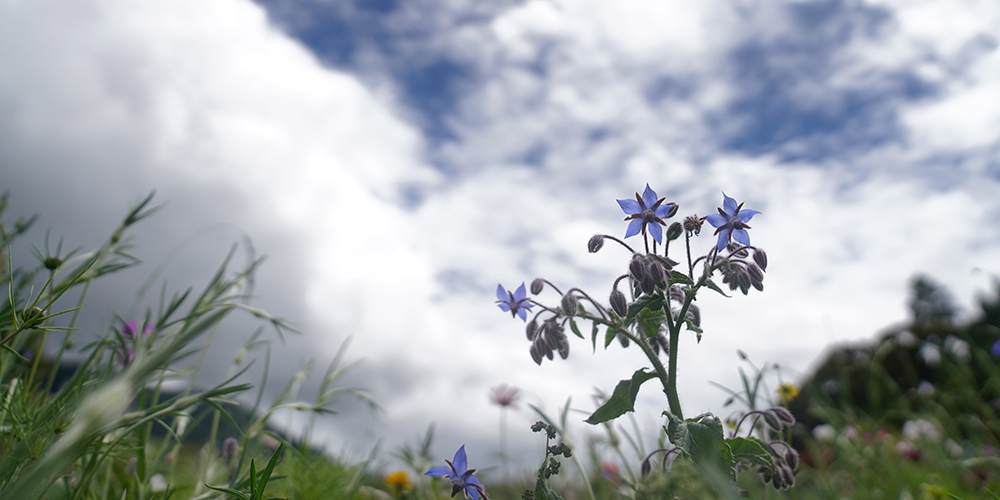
[
  {"x1": 425, "y1": 445, "x2": 487, "y2": 500},
  {"x1": 496, "y1": 282, "x2": 533, "y2": 321},
  {"x1": 704, "y1": 192, "x2": 760, "y2": 252},
  {"x1": 616, "y1": 184, "x2": 677, "y2": 244}
]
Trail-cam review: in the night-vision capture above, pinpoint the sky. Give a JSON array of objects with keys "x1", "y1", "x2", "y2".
[{"x1": 2, "y1": 0, "x2": 999, "y2": 478}]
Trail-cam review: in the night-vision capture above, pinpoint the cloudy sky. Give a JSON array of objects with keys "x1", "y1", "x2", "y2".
[{"x1": 2, "y1": 0, "x2": 999, "y2": 476}]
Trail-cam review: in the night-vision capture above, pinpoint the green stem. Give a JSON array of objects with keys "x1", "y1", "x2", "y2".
[{"x1": 617, "y1": 328, "x2": 676, "y2": 417}]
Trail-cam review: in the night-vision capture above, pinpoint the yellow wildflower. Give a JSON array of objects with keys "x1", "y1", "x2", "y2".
[
  {"x1": 385, "y1": 470, "x2": 412, "y2": 495},
  {"x1": 776, "y1": 382, "x2": 799, "y2": 403}
]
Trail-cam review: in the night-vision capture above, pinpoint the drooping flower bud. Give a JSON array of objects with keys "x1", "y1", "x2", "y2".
[
  {"x1": 753, "y1": 248, "x2": 768, "y2": 270},
  {"x1": 779, "y1": 465, "x2": 795, "y2": 488},
  {"x1": 747, "y1": 263, "x2": 764, "y2": 283},
  {"x1": 587, "y1": 234, "x2": 605, "y2": 253},
  {"x1": 629, "y1": 256, "x2": 647, "y2": 282},
  {"x1": 770, "y1": 407, "x2": 795, "y2": 426},
  {"x1": 526, "y1": 319, "x2": 539, "y2": 341},
  {"x1": 561, "y1": 293, "x2": 579, "y2": 316},
  {"x1": 784, "y1": 447, "x2": 799, "y2": 470},
  {"x1": 609, "y1": 289, "x2": 628, "y2": 317},
  {"x1": 762, "y1": 411, "x2": 782, "y2": 431},
  {"x1": 648, "y1": 262, "x2": 667, "y2": 289},
  {"x1": 666, "y1": 222, "x2": 683, "y2": 241},
  {"x1": 530, "y1": 278, "x2": 545, "y2": 295}
]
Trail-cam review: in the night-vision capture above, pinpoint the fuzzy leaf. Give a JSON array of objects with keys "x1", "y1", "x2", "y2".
[
  {"x1": 668, "y1": 272, "x2": 694, "y2": 286},
  {"x1": 727, "y1": 436, "x2": 774, "y2": 470},
  {"x1": 624, "y1": 294, "x2": 663, "y2": 327},
  {"x1": 569, "y1": 319, "x2": 584, "y2": 339},
  {"x1": 704, "y1": 278, "x2": 730, "y2": 298},
  {"x1": 586, "y1": 369, "x2": 657, "y2": 424}
]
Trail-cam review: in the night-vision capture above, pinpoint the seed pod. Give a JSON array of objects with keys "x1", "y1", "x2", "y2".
[
  {"x1": 609, "y1": 289, "x2": 628, "y2": 317},
  {"x1": 526, "y1": 319, "x2": 539, "y2": 341},
  {"x1": 530, "y1": 278, "x2": 545, "y2": 295},
  {"x1": 561, "y1": 293, "x2": 578, "y2": 316},
  {"x1": 587, "y1": 234, "x2": 605, "y2": 253},
  {"x1": 666, "y1": 221, "x2": 683, "y2": 241},
  {"x1": 753, "y1": 248, "x2": 768, "y2": 271}
]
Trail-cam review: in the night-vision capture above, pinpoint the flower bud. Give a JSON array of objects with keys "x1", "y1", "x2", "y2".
[
  {"x1": 20, "y1": 307, "x2": 45, "y2": 328},
  {"x1": 640, "y1": 458, "x2": 652, "y2": 477},
  {"x1": 780, "y1": 465, "x2": 795, "y2": 488},
  {"x1": 640, "y1": 273, "x2": 656, "y2": 295},
  {"x1": 784, "y1": 448, "x2": 799, "y2": 470},
  {"x1": 587, "y1": 234, "x2": 605, "y2": 253},
  {"x1": 770, "y1": 407, "x2": 795, "y2": 426},
  {"x1": 666, "y1": 222, "x2": 683, "y2": 241},
  {"x1": 529, "y1": 342, "x2": 544, "y2": 365},
  {"x1": 762, "y1": 412, "x2": 782, "y2": 431},
  {"x1": 43, "y1": 256, "x2": 63, "y2": 270},
  {"x1": 526, "y1": 319, "x2": 539, "y2": 341},
  {"x1": 747, "y1": 263, "x2": 764, "y2": 283},
  {"x1": 665, "y1": 203, "x2": 679, "y2": 218},
  {"x1": 629, "y1": 256, "x2": 647, "y2": 282},
  {"x1": 753, "y1": 248, "x2": 768, "y2": 270},
  {"x1": 648, "y1": 262, "x2": 667, "y2": 289},
  {"x1": 222, "y1": 437, "x2": 239, "y2": 466},
  {"x1": 561, "y1": 293, "x2": 578, "y2": 316},
  {"x1": 617, "y1": 332, "x2": 630, "y2": 348},
  {"x1": 530, "y1": 278, "x2": 545, "y2": 295},
  {"x1": 609, "y1": 289, "x2": 628, "y2": 317}
]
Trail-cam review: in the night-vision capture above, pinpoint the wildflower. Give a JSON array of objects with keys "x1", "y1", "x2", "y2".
[
  {"x1": 704, "y1": 193, "x2": 760, "y2": 252},
  {"x1": 385, "y1": 470, "x2": 412, "y2": 495},
  {"x1": 616, "y1": 184, "x2": 678, "y2": 244},
  {"x1": 992, "y1": 339, "x2": 1000, "y2": 358},
  {"x1": 496, "y1": 283, "x2": 533, "y2": 322},
  {"x1": 122, "y1": 321, "x2": 153, "y2": 339},
  {"x1": 425, "y1": 445, "x2": 487, "y2": 500},
  {"x1": 489, "y1": 384, "x2": 521, "y2": 408},
  {"x1": 776, "y1": 382, "x2": 799, "y2": 403}
]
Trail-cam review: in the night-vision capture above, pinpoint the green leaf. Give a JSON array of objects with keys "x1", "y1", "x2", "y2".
[
  {"x1": 665, "y1": 413, "x2": 726, "y2": 466},
  {"x1": 684, "y1": 318, "x2": 702, "y2": 334},
  {"x1": 586, "y1": 369, "x2": 657, "y2": 424},
  {"x1": 638, "y1": 308, "x2": 666, "y2": 337},
  {"x1": 604, "y1": 326, "x2": 619, "y2": 349},
  {"x1": 569, "y1": 319, "x2": 584, "y2": 339},
  {"x1": 591, "y1": 322, "x2": 599, "y2": 353},
  {"x1": 254, "y1": 442, "x2": 284, "y2": 500},
  {"x1": 204, "y1": 484, "x2": 251, "y2": 500},
  {"x1": 624, "y1": 294, "x2": 663, "y2": 327},
  {"x1": 726, "y1": 436, "x2": 774, "y2": 470},
  {"x1": 533, "y1": 460, "x2": 564, "y2": 500},
  {"x1": 668, "y1": 272, "x2": 694, "y2": 286},
  {"x1": 704, "y1": 278, "x2": 730, "y2": 298}
]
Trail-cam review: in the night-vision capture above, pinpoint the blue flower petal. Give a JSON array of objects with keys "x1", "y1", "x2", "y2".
[
  {"x1": 466, "y1": 484, "x2": 481, "y2": 500},
  {"x1": 648, "y1": 221, "x2": 663, "y2": 244},
  {"x1": 453, "y1": 445, "x2": 468, "y2": 475},
  {"x1": 704, "y1": 213, "x2": 727, "y2": 228},
  {"x1": 498, "y1": 302, "x2": 511, "y2": 312},
  {"x1": 737, "y1": 209, "x2": 760, "y2": 223},
  {"x1": 624, "y1": 218, "x2": 644, "y2": 239},
  {"x1": 732, "y1": 228, "x2": 751, "y2": 247},
  {"x1": 617, "y1": 198, "x2": 642, "y2": 215},
  {"x1": 425, "y1": 465, "x2": 452, "y2": 477},
  {"x1": 722, "y1": 192, "x2": 738, "y2": 216},
  {"x1": 513, "y1": 283, "x2": 527, "y2": 301},
  {"x1": 496, "y1": 284, "x2": 507, "y2": 302},
  {"x1": 641, "y1": 184, "x2": 658, "y2": 208},
  {"x1": 654, "y1": 203, "x2": 674, "y2": 218},
  {"x1": 716, "y1": 227, "x2": 731, "y2": 252},
  {"x1": 517, "y1": 307, "x2": 528, "y2": 321}
]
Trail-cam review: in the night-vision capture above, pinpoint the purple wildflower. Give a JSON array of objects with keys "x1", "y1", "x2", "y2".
[
  {"x1": 991, "y1": 340, "x2": 1000, "y2": 358},
  {"x1": 617, "y1": 184, "x2": 678, "y2": 244},
  {"x1": 704, "y1": 193, "x2": 760, "y2": 252},
  {"x1": 425, "y1": 445, "x2": 488, "y2": 500},
  {"x1": 496, "y1": 283, "x2": 533, "y2": 322}
]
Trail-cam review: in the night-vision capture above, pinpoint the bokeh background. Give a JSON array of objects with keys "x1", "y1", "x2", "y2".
[{"x1": 1, "y1": 0, "x2": 998, "y2": 473}]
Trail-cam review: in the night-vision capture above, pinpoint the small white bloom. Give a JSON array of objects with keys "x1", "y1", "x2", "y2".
[
  {"x1": 917, "y1": 381, "x2": 935, "y2": 398},
  {"x1": 813, "y1": 424, "x2": 836, "y2": 442},
  {"x1": 918, "y1": 344, "x2": 940, "y2": 367},
  {"x1": 896, "y1": 330, "x2": 917, "y2": 348},
  {"x1": 944, "y1": 439, "x2": 964, "y2": 459},
  {"x1": 150, "y1": 474, "x2": 167, "y2": 492}
]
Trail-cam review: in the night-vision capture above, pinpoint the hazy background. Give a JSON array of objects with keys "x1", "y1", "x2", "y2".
[{"x1": 1, "y1": 0, "x2": 999, "y2": 474}]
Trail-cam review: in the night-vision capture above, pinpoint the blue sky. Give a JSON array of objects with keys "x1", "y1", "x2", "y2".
[{"x1": 1, "y1": 0, "x2": 999, "y2": 476}]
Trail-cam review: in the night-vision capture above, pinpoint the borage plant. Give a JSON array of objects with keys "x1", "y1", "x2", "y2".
[{"x1": 496, "y1": 185, "x2": 796, "y2": 495}]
